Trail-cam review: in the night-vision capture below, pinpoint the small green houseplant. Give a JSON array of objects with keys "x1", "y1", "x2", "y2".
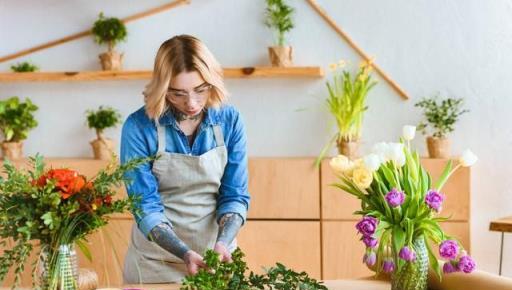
[
  {"x1": 316, "y1": 59, "x2": 377, "y2": 165},
  {"x1": 264, "y1": 0, "x2": 295, "y2": 67},
  {"x1": 10, "y1": 61, "x2": 39, "y2": 72},
  {"x1": 91, "y1": 12, "x2": 127, "y2": 71},
  {"x1": 415, "y1": 96, "x2": 468, "y2": 158},
  {"x1": 86, "y1": 106, "x2": 121, "y2": 160},
  {"x1": 0, "y1": 96, "x2": 38, "y2": 160}
]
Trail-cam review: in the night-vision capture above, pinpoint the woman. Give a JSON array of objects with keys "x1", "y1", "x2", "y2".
[{"x1": 120, "y1": 35, "x2": 250, "y2": 283}]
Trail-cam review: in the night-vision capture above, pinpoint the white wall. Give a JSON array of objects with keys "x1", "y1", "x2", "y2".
[{"x1": 1, "y1": 0, "x2": 512, "y2": 277}]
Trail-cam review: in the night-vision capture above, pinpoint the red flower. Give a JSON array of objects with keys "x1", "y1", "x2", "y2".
[
  {"x1": 103, "y1": 195, "x2": 112, "y2": 206},
  {"x1": 39, "y1": 168, "x2": 87, "y2": 199}
]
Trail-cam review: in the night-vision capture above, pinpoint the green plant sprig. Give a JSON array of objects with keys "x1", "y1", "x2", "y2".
[
  {"x1": 0, "y1": 96, "x2": 38, "y2": 143},
  {"x1": 415, "y1": 96, "x2": 468, "y2": 139},
  {"x1": 91, "y1": 12, "x2": 127, "y2": 52},
  {"x1": 85, "y1": 106, "x2": 122, "y2": 140},
  {"x1": 264, "y1": 0, "x2": 294, "y2": 46},
  {"x1": 10, "y1": 61, "x2": 39, "y2": 72}
]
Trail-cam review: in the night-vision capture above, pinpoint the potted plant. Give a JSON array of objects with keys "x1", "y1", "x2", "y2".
[
  {"x1": 415, "y1": 96, "x2": 468, "y2": 158},
  {"x1": 0, "y1": 96, "x2": 38, "y2": 160},
  {"x1": 10, "y1": 61, "x2": 39, "y2": 72},
  {"x1": 264, "y1": 0, "x2": 294, "y2": 67},
  {"x1": 316, "y1": 59, "x2": 377, "y2": 164},
  {"x1": 330, "y1": 125, "x2": 478, "y2": 290},
  {"x1": 86, "y1": 106, "x2": 121, "y2": 160},
  {"x1": 91, "y1": 12, "x2": 127, "y2": 71}
]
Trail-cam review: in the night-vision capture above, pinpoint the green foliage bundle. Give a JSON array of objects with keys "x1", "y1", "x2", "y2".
[{"x1": 181, "y1": 248, "x2": 327, "y2": 290}]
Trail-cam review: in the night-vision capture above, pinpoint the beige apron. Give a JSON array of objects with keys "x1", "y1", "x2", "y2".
[{"x1": 123, "y1": 122, "x2": 234, "y2": 283}]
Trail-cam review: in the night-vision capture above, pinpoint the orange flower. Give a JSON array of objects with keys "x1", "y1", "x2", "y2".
[{"x1": 44, "y1": 168, "x2": 87, "y2": 199}]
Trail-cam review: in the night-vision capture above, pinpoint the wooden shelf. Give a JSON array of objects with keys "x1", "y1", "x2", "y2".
[{"x1": 0, "y1": 67, "x2": 324, "y2": 82}]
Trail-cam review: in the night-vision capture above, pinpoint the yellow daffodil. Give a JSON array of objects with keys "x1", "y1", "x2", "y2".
[
  {"x1": 329, "y1": 63, "x2": 338, "y2": 72},
  {"x1": 338, "y1": 59, "x2": 347, "y2": 68}
]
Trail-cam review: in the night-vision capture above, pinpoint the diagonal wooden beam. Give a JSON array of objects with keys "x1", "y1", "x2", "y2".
[
  {"x1": 306, "y1": 0, "x2": 410, "y2": 100},
  {"x1": 0, "y1": 0, "x2": 190, "y2": 64}
]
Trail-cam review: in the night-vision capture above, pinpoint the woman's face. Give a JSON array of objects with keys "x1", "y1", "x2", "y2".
[{"x1": 166, "y1": 70, "x2": 211, "y2": 116}]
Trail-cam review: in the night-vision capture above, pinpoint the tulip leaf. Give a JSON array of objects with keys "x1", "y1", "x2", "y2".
[{"x1": 435, "y1": 160, "x2": 453, "y2": 192}]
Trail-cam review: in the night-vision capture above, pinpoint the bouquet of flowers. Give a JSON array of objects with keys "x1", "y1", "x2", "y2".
[
  {"x1": 0, "y1": 154, "x2": 150, "y2": 289},
  {"x1": 329, "y1": 125, "x2": 477, "y2": 290}
]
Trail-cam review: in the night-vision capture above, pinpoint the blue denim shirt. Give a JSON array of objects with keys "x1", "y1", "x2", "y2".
[{"x1": 120, "y1": 104, "x2": 250, "y2": 238}]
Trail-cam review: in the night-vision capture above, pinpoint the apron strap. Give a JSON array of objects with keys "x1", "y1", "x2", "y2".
[
  {"x1": 156, "y1": 122, "x2": 166, "y2": 153},
  {"x1": 212, "y1": 125, "x2": 224, "y2": 147}
]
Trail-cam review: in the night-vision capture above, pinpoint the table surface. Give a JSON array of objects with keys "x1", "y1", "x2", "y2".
[
  {"x1": 0, "y1": 280, "x2": 391, "y2": 290},
  {"x1": 489, "y1": 216, "x2": 512, "y2": 232}
]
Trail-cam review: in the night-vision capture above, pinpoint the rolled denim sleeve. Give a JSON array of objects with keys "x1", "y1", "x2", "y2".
[
  {"x1": 217, "y1": 109, "x2": 250, "y2": 223},
  {"x1": 120, "y1": 115, "x2": 168, "y2": 239}
]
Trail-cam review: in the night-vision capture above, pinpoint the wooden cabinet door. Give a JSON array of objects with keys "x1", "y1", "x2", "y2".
[
  {"x1": 248, "y1": 158, "x2": 320, "y2": 219},
  {"x1": 238, "y1": 221, "x2": 322, "y2": 279}
]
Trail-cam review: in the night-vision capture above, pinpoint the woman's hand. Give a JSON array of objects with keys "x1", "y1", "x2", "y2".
[
  {"x1": 183, "y1": 250, "x2": 207, "y2": 275},
  {"x1": 213, "y1": 241, "x2": 232, "y2": 262}
]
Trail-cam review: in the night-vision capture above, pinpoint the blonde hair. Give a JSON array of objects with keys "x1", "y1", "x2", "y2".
[{"x1": 144, "y1": 35, "x2": 228, "y2": 121}]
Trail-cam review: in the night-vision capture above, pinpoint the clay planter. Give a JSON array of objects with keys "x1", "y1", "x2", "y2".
[
  {"x1": 1, "y1": 141, "x2": 23, "y2": 160},
  {"x1": 337, "y1": 140, "x2": 360, "y2": 160},
  {"x1": 90, "y1": 138, "x2": 115, "y2": 160},
  {"x1": 426, "y1": 136, "x2": 451, "y2": 159},
  {"x1": 268, "y1": 46, "x2": 293, "y2": 67},
  {"x1": 99, "y1": 51, "x2": 124, "y2": 71}
]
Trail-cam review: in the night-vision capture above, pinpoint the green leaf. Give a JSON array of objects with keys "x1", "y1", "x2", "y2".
[
  {"x1": 435, "y1": 160, "x2": 453, "y2": 191},
  {"x1": 426, "y1": 238, "x2": 442, "y2": 281},
  {"x1": 76, "y1": 239, "x2": 92, "y2": 262}
]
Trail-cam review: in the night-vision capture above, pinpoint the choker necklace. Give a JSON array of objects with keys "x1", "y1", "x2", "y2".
[{"x1": 170, "y1": 107, "x2": 205, "y2": 122}]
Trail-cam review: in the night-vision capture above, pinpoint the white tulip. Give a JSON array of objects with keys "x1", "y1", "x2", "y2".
[
  {"x1": 372, "y1": 142, "x2": 390, "y2": 162},
  {"x1": 387, "y1": 143, "x2": 406, "y2": 167},
  {"x1": 459, "y1": 149, "x2": 478, "y2": 167},
  {"x1": 403, "y1": 125, "x2": 416, "y2": 141},
  {"x1": 364, "y1": 154, "x2": 382, "y2": 171}
]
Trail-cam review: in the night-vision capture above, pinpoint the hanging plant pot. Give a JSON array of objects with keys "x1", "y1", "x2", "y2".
[
  {"x1": 99, "y1": 50, "x2": 124, "y2": 71},
  {"x1": 90, "y1": 138, "x2": 115, "y2": 160},
  {"x1": 268, "y1": 46, "x2": 293, "y2": 67},
  {"x1": 426, "y1": 136, "x2": 451, "y2": 158},
  {"x1": 337, "y1": 139, "x2": 359, "y2": 160},
  {"x1": 1, "y1": 141, "x2": 23, "y2": 160}
]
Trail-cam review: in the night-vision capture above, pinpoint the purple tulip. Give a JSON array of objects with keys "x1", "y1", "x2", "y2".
[
  {"x1": 439, "y1": 240, "x2": 459, "y2": 260},
  {"x1": 425, "y1": 190, "x2": 444, "y2": 212},
  {"x1": 363, "y1": 236, "x2": 378, "y2": 248},
  {"x1": 383, "y1": 259, "x2": 395, "y2": 273},
  {"x1": 356, "y1": 216, "x2": 379, "y2": 237},
  {"x1": 363, "y1": 251, "x2": 377, "y2": 267},
  {"x1": 458, "y1": 255, "x2": 476, "y2": 273},
  {"x1": 399, "y1": 246, "x2": 416, "y2": 262},
  {"x1": 443, "y1": 261, "x2": 459, "y2": 274},
  {"x1": 385, "y1": 188, "x2": 405, "y2": 208}
]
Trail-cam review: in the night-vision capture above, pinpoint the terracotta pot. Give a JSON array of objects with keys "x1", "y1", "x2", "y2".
[
  {"x1": 90, "y1": 138, "x2": 115, "y2": 160},
  {"x1": 426, "y1": 136, "x2": 451, "y2": 158},
  {"x1": 99, "y1": 51, "x2": 124, "y2": 71},
  {"x1": 337, "y1": 140, "x2": 360, "y2": 160},
  {"x1": 1, "y1": 141, "x2": 23, "y2": 160},
  {"x1": 268, "y1": 46, "x2": 293, "y2": 67}
]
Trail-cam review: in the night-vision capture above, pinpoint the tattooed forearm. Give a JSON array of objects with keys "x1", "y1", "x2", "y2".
[
  {"x1": 149, "y1": 223, "x2": 190, "y2": 260},
  {"x1": 216, "y1": 213, "x2": 244, "y2": 246}
]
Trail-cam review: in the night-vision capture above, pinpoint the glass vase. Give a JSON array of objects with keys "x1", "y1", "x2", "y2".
[{"x1": 391, "y1": 237, "x2": 429, "y2": 290}]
